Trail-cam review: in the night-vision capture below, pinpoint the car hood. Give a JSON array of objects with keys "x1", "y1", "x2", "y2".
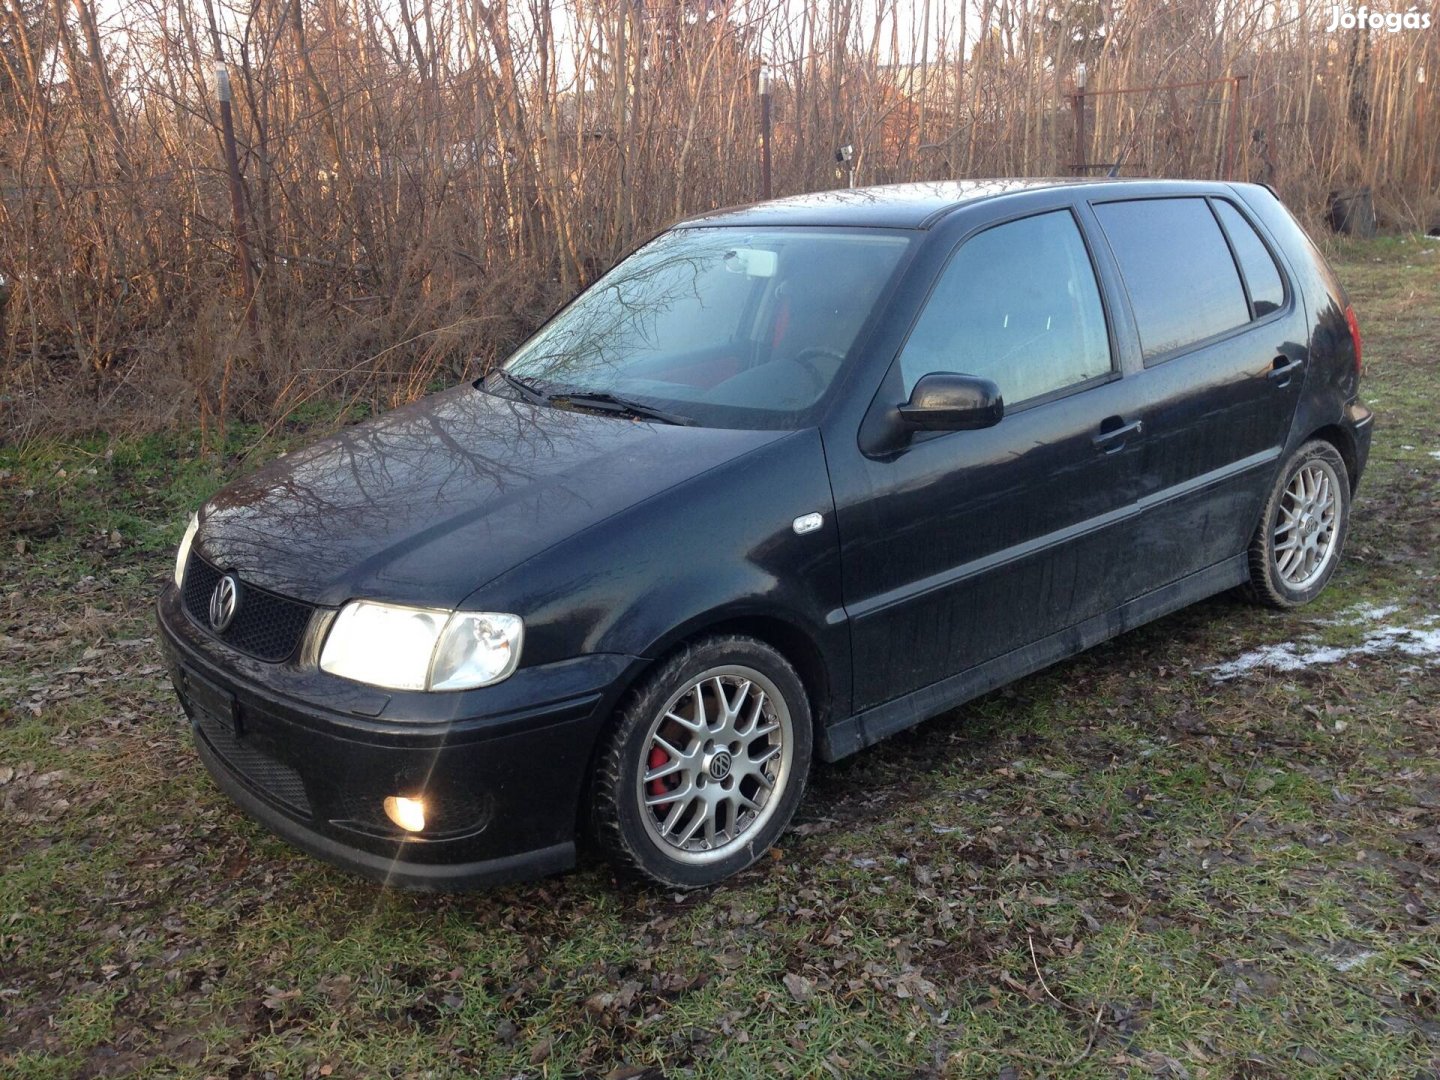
[{"x1": 196, "y1": 385, "x2": 790, "y2": 609}]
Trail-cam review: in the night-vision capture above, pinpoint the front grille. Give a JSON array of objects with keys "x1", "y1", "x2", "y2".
[
  {"x1": 182, "y1": 552, "x2": 314, "y2": 663},
  {"x1": 194, "y1": 710, "x2": 313, "y2": 817}
]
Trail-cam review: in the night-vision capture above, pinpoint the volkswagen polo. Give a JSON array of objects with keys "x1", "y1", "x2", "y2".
[{"x1": 157, "y1": 178, "x2": 1373, "y2": 889}]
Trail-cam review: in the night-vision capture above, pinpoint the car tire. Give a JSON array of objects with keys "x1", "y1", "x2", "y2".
[
  {"x1": 590, "y1": 635, "x2": 813, "y2": 889},
  {"x1": 1244, "y1": 439, "x2": 1351, "y2": 609}
]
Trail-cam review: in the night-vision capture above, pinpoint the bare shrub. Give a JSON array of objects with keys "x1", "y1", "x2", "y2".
[{"x1": 0, "y1": 0, "x2": 1434, "y2": 436}]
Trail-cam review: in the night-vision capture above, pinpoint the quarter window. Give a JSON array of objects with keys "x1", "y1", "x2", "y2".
[
  {"x1": 898, "y1": 210, "x2": 1112, "y2": 405},
  {"x1": 1213, "y1": 200, "x2": 1286, "y2": 317},
  {"x1": 1094, "y1": 198, "x2": 1250, "y2": 362}
]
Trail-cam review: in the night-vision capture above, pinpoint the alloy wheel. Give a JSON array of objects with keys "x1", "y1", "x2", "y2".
[
  {"x1": 1273, "y1": 459, "x2": 1341, "y2": 590},
  {"x1": 636, "y1": 666, "x2": 793, "y2": 865}
]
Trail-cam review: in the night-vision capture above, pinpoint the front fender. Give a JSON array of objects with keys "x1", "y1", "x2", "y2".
[{"x1": 465, "y1": 428, "x2": 852, "y2": 719}]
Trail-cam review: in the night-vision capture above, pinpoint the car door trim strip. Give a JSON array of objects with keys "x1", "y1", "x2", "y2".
[
  {"x1": 823, "y1": 553, "x2": 1251, "y2": 760},
  {"x1": 848, "y1": 446, "x2": 1280, "y2": 621}
]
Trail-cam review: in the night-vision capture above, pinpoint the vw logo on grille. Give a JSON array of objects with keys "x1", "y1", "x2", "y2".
[{"x1": 209, "y1": 574, "x2": 241, "y2": 632}]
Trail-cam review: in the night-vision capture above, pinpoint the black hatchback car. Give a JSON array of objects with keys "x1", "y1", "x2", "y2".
[{"x1": 158, "y1": 179, "x2": 1372, "y2": 889}]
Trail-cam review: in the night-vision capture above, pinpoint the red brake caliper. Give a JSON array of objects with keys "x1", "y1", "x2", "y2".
[{"x1": 647, "y1": 746, "x2": 672, "y2": 810}]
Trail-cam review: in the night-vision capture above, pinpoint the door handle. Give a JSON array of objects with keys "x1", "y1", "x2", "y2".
[
  {"x1": 1092, "y1": 417, "x2": 1143, "y2": 453},
  {"x1": 1268, "y1": 355, "x2": 1305, "y2": 387}
]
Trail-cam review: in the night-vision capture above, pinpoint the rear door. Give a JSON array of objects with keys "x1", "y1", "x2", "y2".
[{"x1": 1087, "y1": 195, "x2": 1308, "y2": 584}]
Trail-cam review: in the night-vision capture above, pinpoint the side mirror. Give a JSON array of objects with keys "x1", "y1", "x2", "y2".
[{"x1": 897, "y1": 372, "x2": 1004, "y2": 431}]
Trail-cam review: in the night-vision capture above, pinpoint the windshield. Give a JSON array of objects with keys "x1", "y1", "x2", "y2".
[{"x1": 498, "y1": 227, "x2": 912, "y2": 429}]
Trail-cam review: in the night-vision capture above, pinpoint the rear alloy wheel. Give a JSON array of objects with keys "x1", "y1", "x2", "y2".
[
  {"x1": 591, "y1": 636, "x2": 812, "y2": 888},
  {"x1": 1245, "y1": 439, "x2": 1351, "y2": 608}
]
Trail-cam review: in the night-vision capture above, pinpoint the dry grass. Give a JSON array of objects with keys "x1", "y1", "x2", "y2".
[{"x1": 2, "y1": 0, "x2": 1437, "y2": 437}]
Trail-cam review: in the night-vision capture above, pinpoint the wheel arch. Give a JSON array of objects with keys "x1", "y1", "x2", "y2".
[
  {"x1": 667, "y1": 613, "x2": 835, "y2": 730},
  {"x1": 633, "y1": 606, "x2": 838, "y2": 745},
  {"x1": 1307, "y1": 423, "x2": 1359, "y2": 492}
]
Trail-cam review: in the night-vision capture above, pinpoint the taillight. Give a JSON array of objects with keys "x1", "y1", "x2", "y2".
[{"x1": 1344, "y1": 304, "x2": 1363, "y2": 377}]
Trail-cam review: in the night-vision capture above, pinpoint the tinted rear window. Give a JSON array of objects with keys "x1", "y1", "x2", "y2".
[
  {"x1": 1213, "y1": 199, "x2": 1286, "y2": 317},
  {"x1": 1094, "y1": 198, "x2": 1250, "y2": 361}
]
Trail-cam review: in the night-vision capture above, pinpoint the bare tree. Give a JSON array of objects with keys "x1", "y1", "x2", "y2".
[{"x1": 0, "y1": 0, "x2": 1434, "y2": 436}]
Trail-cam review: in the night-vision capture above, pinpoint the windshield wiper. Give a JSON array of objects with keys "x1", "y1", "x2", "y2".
[
  {"x1": 549, "y1": 390, "x2": 696, "y2": 427},
  {"x1": 490, "y1": 372, "x2": 695, "y2": 426},
  {"x1": 492, "y1": 369, "x2": 550, "y2": 406}
]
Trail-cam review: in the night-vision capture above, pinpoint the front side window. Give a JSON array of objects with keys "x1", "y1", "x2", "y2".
[
  {"x1": 898, "y1": 209, "x2": 1113, "y2": 405},
  {"x1": 501, "y1": 227, "x2": 911, "y2": 429},
  {"x1": 1093, "y1": 197, "x2": 1250, "y2": 361}
]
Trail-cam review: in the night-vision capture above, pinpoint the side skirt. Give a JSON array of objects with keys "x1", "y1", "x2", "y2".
[{"x1": 817, "y1": 554, "x2": 1249, "y2": 762}]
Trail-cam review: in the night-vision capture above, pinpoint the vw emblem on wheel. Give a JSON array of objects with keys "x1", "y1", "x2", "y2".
[
  {"x1": 707, "y1": 749, "x2": 733, "y2": 782},
  {"x1": 209, "y1": 574, "x2": 241, "y2": 632}
]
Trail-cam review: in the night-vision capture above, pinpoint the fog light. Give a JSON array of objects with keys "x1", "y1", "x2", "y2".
[{"x1": 383, "y1": 795, "x2": 426, "y2": 833}]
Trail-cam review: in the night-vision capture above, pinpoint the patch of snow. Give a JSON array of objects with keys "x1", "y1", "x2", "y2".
[
  {"x1": 1209, "y1": 642, "x2": 1350, "y2": 680},
  {"x1": 1328, "y1": 949, "x2": 1378, "y2": 973},
  {"x1": 1367, "y1": 621, "x2": 1440, "y2": 659},
  {"x1": 1208, "y1": 617, "x2": 1440, "y2": 681},
  {"x1": 1324, "y1": 603, "x2": 1402, "y2": 626}
]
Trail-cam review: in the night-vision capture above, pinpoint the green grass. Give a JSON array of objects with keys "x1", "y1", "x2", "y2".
[{"x1": 3, "y1": 238, "x2": 1440, "y2": 1077}]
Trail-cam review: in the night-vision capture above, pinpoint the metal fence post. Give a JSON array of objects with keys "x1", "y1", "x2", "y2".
[{"x1": 1072, "y1": 63, "x2": 1088, "y2": 176}]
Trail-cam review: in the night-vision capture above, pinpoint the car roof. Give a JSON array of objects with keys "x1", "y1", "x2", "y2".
[{"x1": 676, "y1": 177, "x2": 1236, "y2": 230}]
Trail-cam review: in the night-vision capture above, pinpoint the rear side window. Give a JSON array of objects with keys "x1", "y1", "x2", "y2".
[
  {"x1": 1213, "y1": 199, "x2": 1286, "y2": 317},
  {"x1": 898, "y1": 209, "x2": 1112, "y2": 406},
  {"x1": 1094, "y1": 198, "x2": 1249, "y2": 362}
]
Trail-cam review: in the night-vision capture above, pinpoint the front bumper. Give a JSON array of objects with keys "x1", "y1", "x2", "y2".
[{"x1": 157, "y1": 584, "x2": 639, "y2": 890}]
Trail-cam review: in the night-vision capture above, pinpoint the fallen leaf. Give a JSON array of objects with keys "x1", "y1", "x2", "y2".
[
  {"x1": 783, "y1": 972, "x2": 813, "y2": 1002},
  {"x1": 262, "y1": 987, "x2": 301, "y2": 1010}
]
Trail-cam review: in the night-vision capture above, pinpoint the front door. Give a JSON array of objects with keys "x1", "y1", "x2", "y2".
[{"x1": 829, "y1": 207, "x2": 1152, "y2": 713}]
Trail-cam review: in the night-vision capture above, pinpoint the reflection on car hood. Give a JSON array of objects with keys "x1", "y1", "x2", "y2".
[{"x1": 196, "y1": 386, "x2": 788, "y2": 608}]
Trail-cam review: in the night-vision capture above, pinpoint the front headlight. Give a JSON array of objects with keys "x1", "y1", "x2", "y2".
[
  {"x1": 174, "y1": 513, "x2": 199, "y2": 588},
  {"x1": 319, "y1": 601, "x2": 523, "y2": 692},
  {"x1": 428, "y1": 611, "x2": 526, "y2": 691}
]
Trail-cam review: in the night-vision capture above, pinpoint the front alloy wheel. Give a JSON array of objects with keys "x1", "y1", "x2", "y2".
[
  {"x1": 638, "y1": 667, "x2": 793, "y2": 863},
  {"x1": 592, "y1": 636, "x2": 812, "y2": 888}
]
